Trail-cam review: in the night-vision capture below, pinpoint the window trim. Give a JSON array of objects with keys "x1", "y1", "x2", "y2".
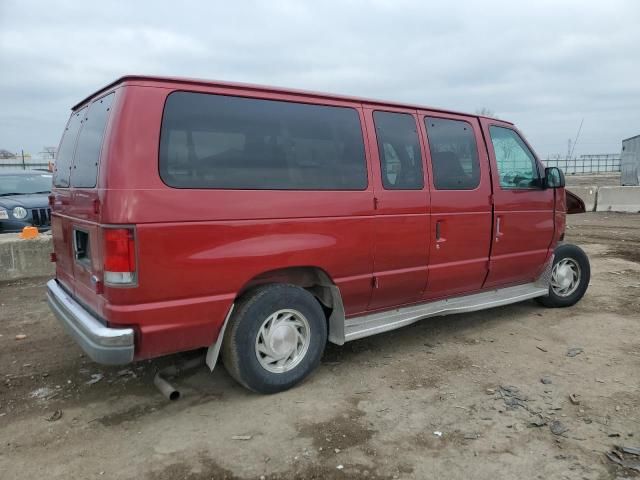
[
  {"x1": 157, "y1": 90, "x2": 370, "y2": 191},
  {"x1": 423, "y1": 115, "x2": 482, "y2": 192},
  {"x1": 372, "y1": 110, "x2": 424, "y2": 191},
  {"x1": 488, "y1": 125, "x2": 543, "y2": 191}
]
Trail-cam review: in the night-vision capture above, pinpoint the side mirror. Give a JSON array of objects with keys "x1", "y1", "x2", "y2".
[{"x1": 544, "y1": 166, "x2": 565, "y2": 189}]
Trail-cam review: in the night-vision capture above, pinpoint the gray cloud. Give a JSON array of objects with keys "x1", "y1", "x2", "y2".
[{"x1": 1, "y1": 0, "x2": 639, "y2": 157}]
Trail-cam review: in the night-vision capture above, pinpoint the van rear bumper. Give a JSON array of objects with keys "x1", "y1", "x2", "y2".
[{"x1": 46, "y1": 279, "x2": 134, "y2": 365}]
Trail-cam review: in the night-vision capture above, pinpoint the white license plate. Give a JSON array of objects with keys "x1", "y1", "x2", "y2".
[{"x1": 0, "y1": 211, "x2": 8, "y2": 220}]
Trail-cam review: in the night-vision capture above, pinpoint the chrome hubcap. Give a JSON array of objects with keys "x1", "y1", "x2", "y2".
[
  {"x1": 551, "y1": 258, "x2": 581, "y2": 297},
  {"x1": 255, "y1": 309, "x2": 310, "y2": 373}
]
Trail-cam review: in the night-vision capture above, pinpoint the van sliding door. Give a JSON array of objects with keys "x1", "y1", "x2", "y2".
[
  {"x1": 364, "y1": 107, "x2": 429, "y2": 311},
  {"x1": 419, "y1": 113, "x2": 492, "y2": 300}
]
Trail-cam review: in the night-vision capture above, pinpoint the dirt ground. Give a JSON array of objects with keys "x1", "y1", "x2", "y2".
[{"x1": 1, "y1": 212, "x2": 639, "y2": 480}]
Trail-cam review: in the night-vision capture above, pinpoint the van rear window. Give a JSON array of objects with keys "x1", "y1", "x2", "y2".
[
  {"x1": 159, "y1": 92, "x2": 367, "y2": 190},
  {"x1": 70, "y1": 93, "x2": 114, "y2": 188},
  {"x1": 54, "y1": 108, "x2": 85, "y2": 188}
]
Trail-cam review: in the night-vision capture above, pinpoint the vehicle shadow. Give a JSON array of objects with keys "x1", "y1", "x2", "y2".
[
  {"x1": 321, "y1": 299, "x2": 542, "y2": 365},
  {"x1": 23, "y1": 299, "x2": 543, "y2": 426}
]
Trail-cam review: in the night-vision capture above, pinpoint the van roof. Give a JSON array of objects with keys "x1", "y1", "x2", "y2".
[{"x1": 73, "y1": 75, "x2": 513, "y2": 125}]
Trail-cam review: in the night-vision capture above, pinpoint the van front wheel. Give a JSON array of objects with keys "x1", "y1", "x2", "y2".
[
  {"x1": 221, "y1": 284, "x2": 327, "y2": 394},
  {"x1": 537, "y1": 244, "x2": 590, "y2": 308}
]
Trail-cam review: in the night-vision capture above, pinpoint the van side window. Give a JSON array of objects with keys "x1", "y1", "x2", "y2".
[
  {"x1": 71, "y1": 93, "x2": 114, "y2": 188},
  {"x1": 373, "y1": 111, "x2": 423, "y2": 190},
  {"x1": 489, "y1": 126, "x2": 540, "y2": 189},
  {"x1": 425, "y1": 117, "x2": 480, "y2": 190},
  {"x1": 159, "y1": 92, "x2": 367, "y2": 190},
  {"x1": 53, "y1": 108, "x2": 86, "y2": 188}
]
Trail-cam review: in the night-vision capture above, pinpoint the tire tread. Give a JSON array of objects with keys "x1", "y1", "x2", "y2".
[
  {"x1": 221, "y1": 283, "x2": 326, "y2": 393},
  {"x1": 537, "y1": 244, "x2": 590, "y2": 308}
]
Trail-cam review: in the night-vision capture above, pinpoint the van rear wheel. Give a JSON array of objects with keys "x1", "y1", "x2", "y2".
[
  {"x1": 221, "y1": 284, "x2": 327, "y2": 394},
  {"x1": 537, "y1": 244, "x2": 590, "y2": 308}
]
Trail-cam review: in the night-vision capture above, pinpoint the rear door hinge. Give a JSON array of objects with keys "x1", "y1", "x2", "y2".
[{"x1": 372, "y1": 276, "x2": 379, "y2": 288}]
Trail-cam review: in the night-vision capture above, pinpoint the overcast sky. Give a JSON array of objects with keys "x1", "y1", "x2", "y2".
[{"x1": 1, "y1": 0, "x2": 639, "y2": 158}]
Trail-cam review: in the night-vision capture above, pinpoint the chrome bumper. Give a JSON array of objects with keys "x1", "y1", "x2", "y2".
[{"x1": 46, "y1": 279, "x2": 134, "y2": 365}]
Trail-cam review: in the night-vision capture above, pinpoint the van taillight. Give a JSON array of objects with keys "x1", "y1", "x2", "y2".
[{"x1": 103, "y1": 228, "x2": 136, "y2": 285}]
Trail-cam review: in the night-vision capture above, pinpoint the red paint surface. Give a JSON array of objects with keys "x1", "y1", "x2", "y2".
[{"x1": 51, "y1": 77, "x2": 562, "y2": 360}]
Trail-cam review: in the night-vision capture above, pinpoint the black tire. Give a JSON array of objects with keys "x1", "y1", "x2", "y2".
[
  {"x1": 221, "y1": 284, "x2": 327, "y2": 394},
  {"x1": 537, "y1": 244, "x2": 590, "y2": 308}
]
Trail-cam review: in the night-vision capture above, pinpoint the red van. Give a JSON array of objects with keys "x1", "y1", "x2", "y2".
[{"x1": 47, "y1": 76, "x2": 590, "y2": 393}]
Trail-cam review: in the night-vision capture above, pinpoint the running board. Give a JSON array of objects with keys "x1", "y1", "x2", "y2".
[{"x1": 343, "y1": 283, "x2": 548, "y2": 343}]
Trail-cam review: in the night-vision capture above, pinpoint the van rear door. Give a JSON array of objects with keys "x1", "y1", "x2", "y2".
[
  {"x1": 51, "y1": 108, "x2": 85, "y2": 295},
  {"x1": 52, "y1": 93, "x2": 115, "y2": 312}
]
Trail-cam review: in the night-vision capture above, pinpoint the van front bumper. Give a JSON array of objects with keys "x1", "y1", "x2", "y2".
[{"x1": 46, "y1": 279, "x2": 134, "y2": 365}]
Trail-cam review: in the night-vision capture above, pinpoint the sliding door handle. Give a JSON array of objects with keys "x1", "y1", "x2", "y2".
[{"x1": 435, "y1": 220, "x2": 445, "y2": 249}]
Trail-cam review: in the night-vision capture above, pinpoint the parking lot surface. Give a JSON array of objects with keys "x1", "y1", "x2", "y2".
[{"x1": 1, "y1": 212, "x2": 639, "y2": 479}]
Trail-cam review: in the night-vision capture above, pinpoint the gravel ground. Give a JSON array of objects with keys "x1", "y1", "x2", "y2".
[{"x1": 1, "y1": 212, "x2": 639, "y2": 479}]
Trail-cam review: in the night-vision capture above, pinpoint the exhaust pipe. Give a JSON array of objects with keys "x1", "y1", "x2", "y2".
[
  {"x1": 153, "y1": 354, "x2": 205, "y2": 401},
  {"x1": 154, "y1": 372, "x2": 180, "y2": 401}
]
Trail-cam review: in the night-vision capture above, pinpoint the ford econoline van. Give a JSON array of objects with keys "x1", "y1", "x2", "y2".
[{"x1": 47, "y1": 76, "x2": 590, "y2": 393}]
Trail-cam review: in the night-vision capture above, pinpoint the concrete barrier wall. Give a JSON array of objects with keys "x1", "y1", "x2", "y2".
[
  {"x1": 567, "y1": 186, "x2": 598, "y2": 212},
  {"x1": 0, "y1": 233, "x2": 54, "y2": 282},
  {"x1": 595, "y1": 186, "x2": 640, "y2": 213}
]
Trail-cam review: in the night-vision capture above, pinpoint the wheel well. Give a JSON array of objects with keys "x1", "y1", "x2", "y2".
[
  {"x1": 239, "y1": 267, "x2": 333, "y2": 307},
  {"x1": 237, "y1": 266, "x2": 345, "y2": 344}
]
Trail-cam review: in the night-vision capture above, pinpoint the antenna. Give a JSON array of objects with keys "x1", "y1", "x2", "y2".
[{"x1": 569, "y1": 118, "x2": 584, "y2": 159}]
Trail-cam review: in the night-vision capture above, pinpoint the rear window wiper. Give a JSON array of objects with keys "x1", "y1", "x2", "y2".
[{"x1": 32, "y1": 191, "x2": 52, "y2": 194}]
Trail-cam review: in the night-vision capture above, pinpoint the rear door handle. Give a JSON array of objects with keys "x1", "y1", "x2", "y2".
[
  {"x1": 495, "y1": 216, "x2": 503, "y2": 242},
  {"x1": 435, "y1": 221, "x2": 441, "y2": 241}
]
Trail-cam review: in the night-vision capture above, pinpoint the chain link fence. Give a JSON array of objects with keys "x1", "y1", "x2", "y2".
[{"x1": 543, "y1": 154, "x2": 621, "y2": 175}]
